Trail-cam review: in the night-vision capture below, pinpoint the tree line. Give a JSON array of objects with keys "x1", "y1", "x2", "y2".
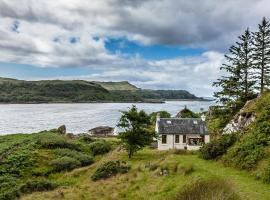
[{"x1": 214, "y1": 17, "x2": 270, "y2": 108}]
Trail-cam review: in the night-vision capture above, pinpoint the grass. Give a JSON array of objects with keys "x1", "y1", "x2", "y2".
[
  {"x1": 0, "y1": 131, "x2": 117, "y2": 200},
  {"x1": 21, "y1": 148, "x2": 270, "y2": 200}
]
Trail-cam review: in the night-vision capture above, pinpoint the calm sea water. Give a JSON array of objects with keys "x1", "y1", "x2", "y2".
[{"x1": 0, "y1": 101, "x2": 215, "y2": 135}]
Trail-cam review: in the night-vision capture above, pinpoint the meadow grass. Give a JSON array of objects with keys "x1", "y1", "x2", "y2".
[{"x1": 21, "y1": 148, "x2": 270, "y2": 200}]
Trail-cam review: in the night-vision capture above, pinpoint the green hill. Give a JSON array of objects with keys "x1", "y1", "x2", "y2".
[
  {"x1": 0, "y1": 131, "x2": 269, "y2": 200},
  {"x1": 94, "y1": 81, "x2": 139, "y2": 91},
  {"x1": 0, "y1": 77, "x2": 201, "y2": 103},
  {"x1": 203, "y1": 91, "x2": 270, "y2": 183}
]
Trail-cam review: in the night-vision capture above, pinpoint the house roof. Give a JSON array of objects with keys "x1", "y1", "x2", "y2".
[{"x1": 156, "y1": 118, "x2": 208, "y2": 135}]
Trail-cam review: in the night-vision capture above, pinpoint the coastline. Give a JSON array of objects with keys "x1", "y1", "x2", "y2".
[{"x1": 0, "y1": 98, "x2": 212, "y2": 105}]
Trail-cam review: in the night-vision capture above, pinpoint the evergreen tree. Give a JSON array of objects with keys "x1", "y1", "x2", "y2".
[
  {"x1": 213, "y1": 29, "x2": 255, "y2": 106},
  {"x1": 252, "y1": 17, "x2": 270, "y2": 93}
]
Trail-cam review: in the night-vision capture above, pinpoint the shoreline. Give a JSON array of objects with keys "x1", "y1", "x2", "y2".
[{"x1": 0, "y1": 99, "x2": 212, "y2": 105}]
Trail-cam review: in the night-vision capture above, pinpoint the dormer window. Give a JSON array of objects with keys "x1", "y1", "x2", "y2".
[
  {"x1": 167, "y1": 120, "x2": 172, "y2": 124},
  {"x1": 193, "y1": 120, "x2": 198, "y2": 124}
]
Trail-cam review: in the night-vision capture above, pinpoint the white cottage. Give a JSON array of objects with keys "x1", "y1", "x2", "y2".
[{"x1": 155, "y1": 116, "x2": 210, "y2": 151}]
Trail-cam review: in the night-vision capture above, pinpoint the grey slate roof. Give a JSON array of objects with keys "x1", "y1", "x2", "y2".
[{"x1": 157, "y1": 118, "x2": 208, "y2": 135}]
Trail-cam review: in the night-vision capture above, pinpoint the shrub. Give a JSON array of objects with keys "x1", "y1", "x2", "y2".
[
  {"x1": 78, "y1": 135, "x2": 95, "y2": 143},
  {"x1": 20, "y1": 179, "x2": 57, "y2": 194},
  {"x1": 91, "y1": 160, "x2": 130, "y2": 181},
  {"x1": 175, "y1": 178, "x2": 240, "y2": 200},
  {"x1": 54, "y1": 148, "x2": 94, "y2": 166},
  {"x1": 88, "y1": 140, "x2": 111, "y2": 156},
  {"x1": 200, "y1": 134, "x2": 237, "y2": 160},
  {"x1": 222, "y1": 131, "x2": 268, "y2": 169},
  {"x1": 36, "y1": 132, "x2": 79, "y2": 150},
  {"x1": 0, "y1": 176, "x2": 20, "y2": 200},
  {"x1": 0, "y1": 187, "x2": 20, "y2": 200},
  {"x1": 50, "y1": 156, "x2": 81, "y2": 172}
]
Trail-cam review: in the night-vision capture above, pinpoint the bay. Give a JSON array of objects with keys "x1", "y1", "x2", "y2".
[{"x1": 0, "y1": 101, "x2": 215, "y2": 135}]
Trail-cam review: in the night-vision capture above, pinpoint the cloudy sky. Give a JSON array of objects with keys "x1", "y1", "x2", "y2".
[{"x1": 0, "y1": 0, "x2": 269, "y2": 96}]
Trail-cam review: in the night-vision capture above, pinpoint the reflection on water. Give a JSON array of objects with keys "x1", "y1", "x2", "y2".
[{"x1": 0, "y1": 101, "x2": 215, "y2": 135}]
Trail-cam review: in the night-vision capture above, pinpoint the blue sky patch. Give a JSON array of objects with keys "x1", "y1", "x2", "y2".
[{"x1": 105, "y1": 38, "x2": 205, "y2": 60}]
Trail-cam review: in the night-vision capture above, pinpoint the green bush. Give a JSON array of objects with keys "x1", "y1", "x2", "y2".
[
  {"x1": 50, "y1": 156, "x2": 81, "y2": 172},
  {"x1": 0, "y1": 175, "x2": 20, "y2": 200},
  {"x1": 54, "y1": 148, "x2": 94, "y2": 166},
  {"x1": 36, "y1": 133, "x2": 79, "y2": 150},
  {"x1": 223, "y1": 131, "x2": 268, "y2": 169},
  {"x1": 175, "y1": 178, "x2": 240, "y2": 200},
  {"x1": 78, "y1": 135, "x2": 95, "y2": 143},
  {"x1": 91, "y1": 161, "x2": 130, "y2": 181},
  {"x1": 20, "y1": 179, "x2": 57, "y2": 194},
  {"x1": 200, "y1": 134, "x2": 237, "y2": 160},
  {"x1": 88, "y1": 140, "x2": 111, "y2": 156},
  {"x1": 0, "y1": 187, "x2": 20, "y2": 200}
]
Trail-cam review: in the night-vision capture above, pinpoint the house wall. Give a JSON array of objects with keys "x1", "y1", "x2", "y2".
[
  {"x1": 158, "y1": 134, "x2": 186, "y2": 150},
  {"x1": 205, "y1": 135, "x2": 210, "y2": 143},
  {"x1": 157, "y1": 134, "x2": 210, "y2": 150}
]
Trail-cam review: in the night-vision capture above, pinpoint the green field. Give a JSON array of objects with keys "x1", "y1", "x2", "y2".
[{"x1": 21, "y1": 148, "x2": 270, "y2": 200}]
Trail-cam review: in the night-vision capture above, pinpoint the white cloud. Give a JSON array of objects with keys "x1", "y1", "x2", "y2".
[{"x1": 0, "y1": 0, "x2": 268, "y2": 95}]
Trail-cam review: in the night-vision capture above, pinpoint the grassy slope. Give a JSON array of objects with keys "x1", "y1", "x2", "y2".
[
  {"x1": 21, "y1": 148, "x2": 270, "y2": 200},
  {"x1": 94, "y1": 81, "x2": 138, "y2": 91},
  {"x1": 225, "y1": 91, "x2": 270, "y2": 176}
]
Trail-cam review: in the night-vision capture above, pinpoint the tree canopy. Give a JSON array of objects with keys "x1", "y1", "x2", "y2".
[{"x1": 117, "y1": 105, "x2": 156, "y2": 158}]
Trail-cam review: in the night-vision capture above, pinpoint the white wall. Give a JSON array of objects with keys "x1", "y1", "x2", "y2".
[
  {"x1": 205, "y1": 135, "x2": 210, "y2": 143},
  {"x1": 158, "y1": 134, "x2": 187, "y2": 150},
  {"x1": 157, "y1": 134, "x2": 210, "y2": 150}
]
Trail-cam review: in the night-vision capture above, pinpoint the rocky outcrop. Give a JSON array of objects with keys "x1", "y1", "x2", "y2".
[
  {"x1": 88, "y1": 126, "x2": 114, "y2": 136},
  {"x1": 223, "y1": 100, "x2": 256, "y2": 134},
  {"x1": 57, "y1": 125, "x2": 66, "y2": 135}
]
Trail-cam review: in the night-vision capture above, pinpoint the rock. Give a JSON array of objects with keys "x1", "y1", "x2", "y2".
[
  {"x1": 57, "y1": 125, "x2": 66, "y2": 135},
  {"x1": 88, "y1": 126, "x2": 114, "y2": 136},
  {"x1": 54, "y1": 191, "x2": 64, "y2": 198},
  {"x1": 223, "y1": 112, "x2": 256, "y2": 134}
]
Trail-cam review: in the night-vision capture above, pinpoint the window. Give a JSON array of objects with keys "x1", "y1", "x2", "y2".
[
  {"x1": 183, "y1": 135, "x2": 186, "y2": 143},
  {"x1": 161, "y1": 135, "x2": 167, "y2": 144},
  {"x1": 175, "y1": 135, "x2": 180, "y2": 143}
]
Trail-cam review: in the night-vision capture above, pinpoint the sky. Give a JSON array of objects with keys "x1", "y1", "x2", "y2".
[{"x1": 0, "y1": 0, "x2": 270, "y2": 96}]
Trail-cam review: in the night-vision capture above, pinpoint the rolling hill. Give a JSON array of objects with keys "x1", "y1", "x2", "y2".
[{"x1": 0, "y1": 77, "x2": 203, "y2": 103}]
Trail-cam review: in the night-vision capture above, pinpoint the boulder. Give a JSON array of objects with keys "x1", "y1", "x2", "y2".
[
  {"x1": 88, "y1": 126, "x2": 114, "y2": 136},
  {"x1": 57, "y1": 125, "x2": 66, "y2": 135}
]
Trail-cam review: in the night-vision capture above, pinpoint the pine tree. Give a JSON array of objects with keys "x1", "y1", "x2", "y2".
[
  {"x1": 252, "y1": 17, "x2": 270, "y2": 93},
  {"x1": 238, "y1": 28, "x2": 255, "y2": 100},
  {"x1": 213, "y1": 29, "x2": 255, "y2": 106},
  {"x1": 213, "y1": 44, "x2": 242, "y2": 105}
]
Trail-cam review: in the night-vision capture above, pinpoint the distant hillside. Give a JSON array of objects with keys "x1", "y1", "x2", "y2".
[
  {"x1": 94, "y1": 81, "x2": 138, "y2": 91},
  {"x1": 0, "y1": 77, "x2": 202, "y2": 103}
]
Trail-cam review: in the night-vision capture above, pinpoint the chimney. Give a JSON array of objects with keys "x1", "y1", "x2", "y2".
[
  {"x1": 157, "y1": 113, "x2": 161, "y2": 121},
  {"x1": 201, "y1": 114, "x2": 206, "y2": 121}
]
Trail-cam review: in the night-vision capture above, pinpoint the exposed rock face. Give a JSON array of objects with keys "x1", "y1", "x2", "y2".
[
  {"x1": 88, "y1": 126, "x2": 114, "y2": 136},
  {"x1": 57, "y1": 125, "x2": 66, "y2": 135},
  {"x1": 223, "y1": 112, "x2": 256, "y2": 134},
  {"x1": 223, "y1": 100, "x2": 256, "y2": 134}
]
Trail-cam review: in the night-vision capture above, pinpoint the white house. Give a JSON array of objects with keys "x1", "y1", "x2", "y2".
[{"x1": 155, "y1": 116, "x2": 210, "y2": 151}]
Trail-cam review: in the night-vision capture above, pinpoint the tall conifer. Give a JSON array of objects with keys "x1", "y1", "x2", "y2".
[
  {"x1": 213, "y1": 29, "x2": 255, "y2": 106},
  {"x1": 252, "y1": 17, "x2": 270, "y2": 93}
]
